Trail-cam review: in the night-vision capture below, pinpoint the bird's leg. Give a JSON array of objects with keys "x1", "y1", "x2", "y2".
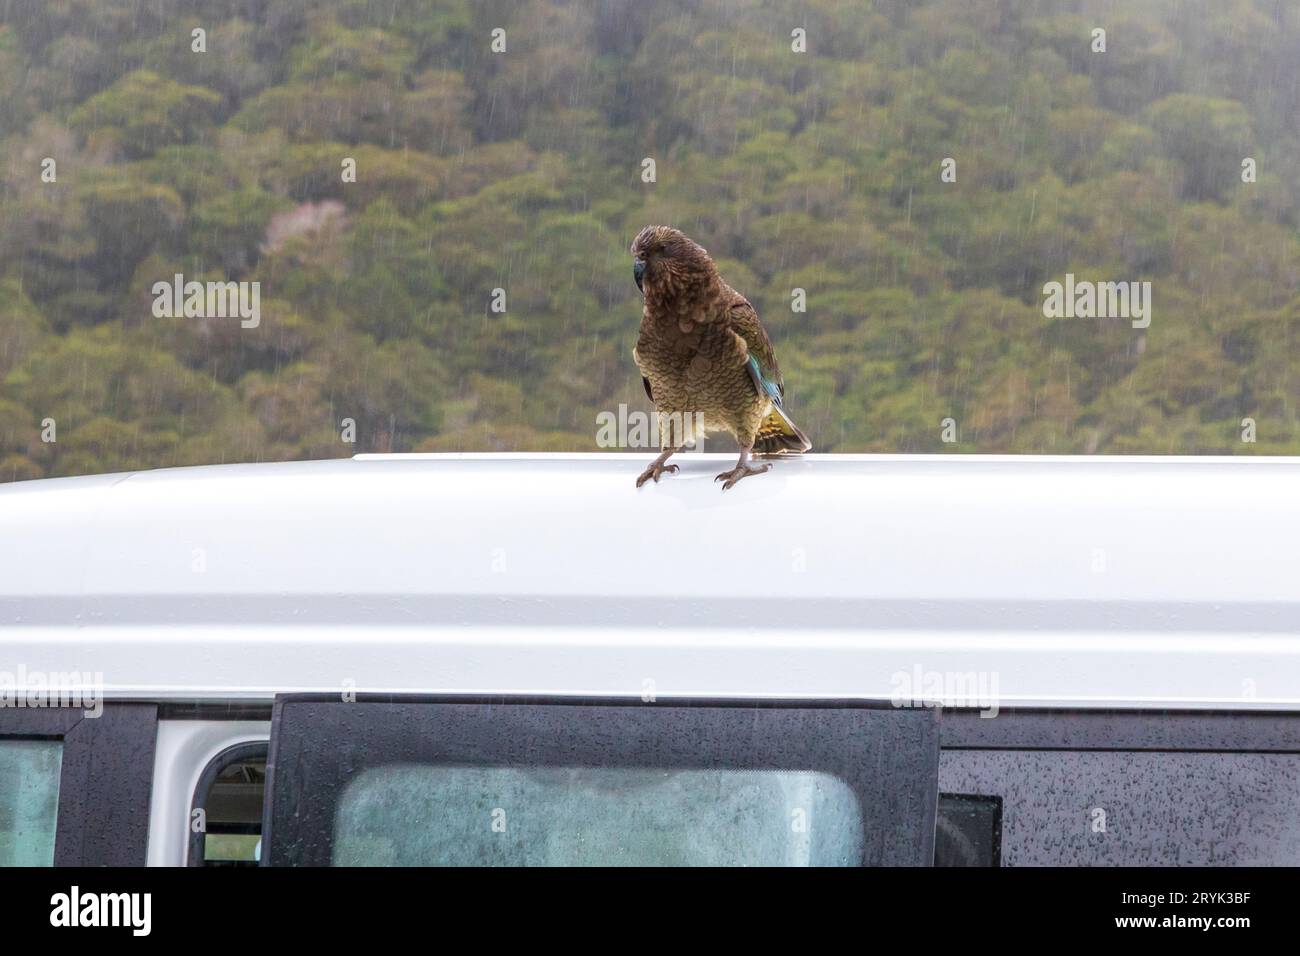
[
  {"x1": 714, "y1": 444, "x2": 770, "y2": 491},
  {"x1": 636, "y1": 445, "x2": 681, "y2": 487}
]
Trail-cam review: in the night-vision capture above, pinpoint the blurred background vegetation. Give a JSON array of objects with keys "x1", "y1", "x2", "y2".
[{"x1": 1, "y1": 0, "x2": 1298, "y2": 480}]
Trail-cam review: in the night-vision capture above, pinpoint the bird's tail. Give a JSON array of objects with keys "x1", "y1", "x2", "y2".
[{"x1": 753, "y1": 404, "x2": 812, "y2": 456}]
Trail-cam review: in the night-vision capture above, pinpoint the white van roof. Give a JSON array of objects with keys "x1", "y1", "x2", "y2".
[{"x1": 2, "y1": 452, "x2": 1298, "y2": 709}]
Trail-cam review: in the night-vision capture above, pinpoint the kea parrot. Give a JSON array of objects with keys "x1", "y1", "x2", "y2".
[{"x1": 630, "y1": 225, "x2": 811, "y2": 490}]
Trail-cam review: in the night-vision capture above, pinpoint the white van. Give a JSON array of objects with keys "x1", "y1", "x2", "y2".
[{"x1": 3, "y1": 452, "x2": 1299, "y2": 866}]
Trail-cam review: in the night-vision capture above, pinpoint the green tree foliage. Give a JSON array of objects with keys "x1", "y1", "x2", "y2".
[
  {"x1": 1, "y1": 0, "x2": 1299, "y2": 481},
  {"x1": 68, "y1": 70, "x2": 223, "y2": 158}
]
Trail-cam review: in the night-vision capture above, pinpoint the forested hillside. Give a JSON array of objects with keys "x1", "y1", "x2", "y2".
[{"x1": 2, "y1": 0, "x2": 1299, "y2": 480}]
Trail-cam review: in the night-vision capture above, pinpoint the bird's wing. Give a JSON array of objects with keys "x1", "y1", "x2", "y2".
[
  {"x1": 727, "y1": 295, "x2": 786, "y2": 406},
  {"x1": 632, "y1": 346, "x2": 654, "y2": 400}
]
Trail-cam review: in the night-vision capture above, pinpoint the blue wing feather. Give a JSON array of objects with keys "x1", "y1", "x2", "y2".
[{"x1": 747, "y1": 355, "x2": 784, "y2": 407}]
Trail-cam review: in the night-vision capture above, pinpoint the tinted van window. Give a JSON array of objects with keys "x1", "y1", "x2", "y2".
[
  {"x1": 0, "y1": 740, "x2": 61, "y2": 866},
  {"x1": 334, "y1": 765, "x2": 863, "y2": 866},
  {"x1": 265, "y1": 699, "x2": 939, "y2": 866}
]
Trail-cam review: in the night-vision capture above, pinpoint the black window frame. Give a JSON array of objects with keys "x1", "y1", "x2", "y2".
[
  {"x1": 259, "y1": 700, "x2": 1300, "y2": 868},
  {"x1": 187, "y1": 740, "x2": 269, "y2": 867},
  {"x1": 263, "y1": 694, "x2": 939, "y2": 867},
  {"x1": 0, "y1": 703, "x2": 157, "y2": 866}
]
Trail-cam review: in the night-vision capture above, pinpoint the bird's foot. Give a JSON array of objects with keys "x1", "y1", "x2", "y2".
[
  {"x1": 714, "y1": 462, "x2": 770, "y2": 491},
  {"x1": 635, "y1": 462, "x2": 679, "y2": 487}
]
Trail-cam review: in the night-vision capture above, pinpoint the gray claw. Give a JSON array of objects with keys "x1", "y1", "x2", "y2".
[
  {"x1": 714, "y1": 463, "x2": 770, "y2": 490},
  {"x1": 636, "y1": 463, "x2": 679, "y2": 488}
]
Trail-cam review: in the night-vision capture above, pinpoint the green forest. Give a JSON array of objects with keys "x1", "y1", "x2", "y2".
[{"x1": 1, "y1": 0, "x2": 1299, "y2": 481}]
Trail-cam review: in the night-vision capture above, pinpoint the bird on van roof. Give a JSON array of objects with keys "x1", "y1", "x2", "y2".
[{"x1": 630, "y1": 225, "x2": 811, "y2": 490}]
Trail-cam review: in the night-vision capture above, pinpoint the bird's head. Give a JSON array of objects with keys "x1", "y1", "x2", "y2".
[{"x1": 630, "y1": 225, "x2": 712, "y2": 294}]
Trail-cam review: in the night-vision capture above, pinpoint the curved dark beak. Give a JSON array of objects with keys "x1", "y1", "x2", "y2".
[{"x1": 633, "y1": 258, "x2": 646, "y2": 293}]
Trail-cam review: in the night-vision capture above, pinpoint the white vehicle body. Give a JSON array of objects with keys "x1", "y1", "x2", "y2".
[
  {"x1": 4, "y1": 452, "x2": 1299, "y2": 707},
  {"x1": 3, "y1": 453, "x2": 1299, "y2": 866}
]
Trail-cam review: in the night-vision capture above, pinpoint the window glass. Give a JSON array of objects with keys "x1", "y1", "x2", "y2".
[
  {"x1": 940, "y1": 750, "x2": 1300, "y2": 865},
  {"x1": 333, "y1": 765, "x2": 864, "y2": 866},
  {"x1": 194, "y1": 749, "x2": 266, "y2": 867},
  {"x1": 934, "y1": 794, "x2": 1001, "y2": 867},
  {"x1": 0, "y1": 740, "x2": 62, "y2": 866},
  {"x1": 205, "y1": 833, "x2": 261, "y2": 864}
]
